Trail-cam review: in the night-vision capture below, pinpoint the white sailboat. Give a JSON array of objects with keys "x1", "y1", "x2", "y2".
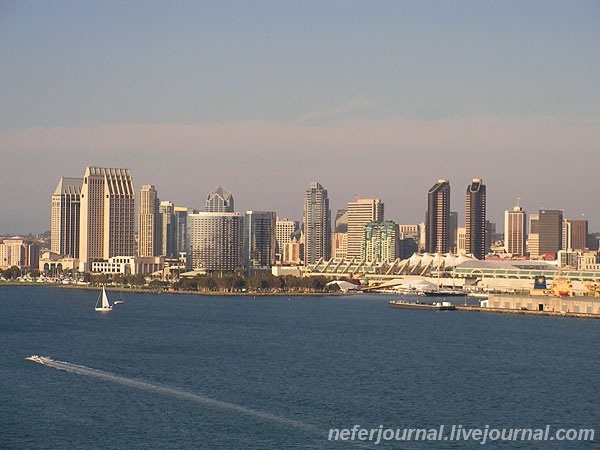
[{"x1": 94, "y1": 286, "x2": 113, "y2": 312}]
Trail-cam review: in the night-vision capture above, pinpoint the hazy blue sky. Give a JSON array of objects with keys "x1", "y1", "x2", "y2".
[{"x1": 1, "y1": 1, "x2": 599, "y2": 234}]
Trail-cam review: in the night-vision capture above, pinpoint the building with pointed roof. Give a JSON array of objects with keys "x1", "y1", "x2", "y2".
[{"x1": 206, "y1": 186, "x2": 234, "y2": 212}]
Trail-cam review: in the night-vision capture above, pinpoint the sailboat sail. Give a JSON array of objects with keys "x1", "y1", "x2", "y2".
[
  {"x1": 95, "y1": 287, "x2": 112, "y2": 312},
  {"x1": 101, "y1": 289, "x2": 110, "y2": 308}
]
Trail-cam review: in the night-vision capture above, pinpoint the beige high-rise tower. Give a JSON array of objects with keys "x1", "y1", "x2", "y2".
[
  {"x1": 50, "y1": 177, "x2": 83, "y2": 258},
  {"x1": 138, "y1": 185, "x2": 160, "y2": 257},
  {"x1": 79, "y1": 167, "x2": 135, "y2": 271},
  {"x1": 504, "y1": 204, "x2": 527, "y2": 256},
  {"x1": 346, "y1": 198, "x2": 384, "y2": 259}
]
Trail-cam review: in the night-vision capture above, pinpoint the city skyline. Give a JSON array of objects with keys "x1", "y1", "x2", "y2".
[{"x1": 1, "y1": 1, "x2": 599, "y2": 233}]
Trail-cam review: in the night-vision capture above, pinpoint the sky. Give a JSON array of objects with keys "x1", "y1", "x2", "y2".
[{"x1": 1, "y1": 0, "x2": 599, "y2": 235}]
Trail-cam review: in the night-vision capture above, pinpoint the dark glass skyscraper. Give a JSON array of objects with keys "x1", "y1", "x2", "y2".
[
  {"x1": 244, "y1": 211, "x2": 276, "y2": 269},
  {"x1": 426, "y1": 180, "x2": 450, "y2": 253},
  {"x1": 303, "y1": 182, "x2": 331, "y2": 264},
  {"x1": 539, "y1": 209, "x2": 563, "y2": 255},
  {"x1": 465, "y1": 178, "x2": 487, "y2": 259}
]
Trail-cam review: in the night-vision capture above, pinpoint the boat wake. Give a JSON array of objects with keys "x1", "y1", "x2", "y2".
[{"x1": 25, "y1": 355, "x2": 321, "y2": 435}]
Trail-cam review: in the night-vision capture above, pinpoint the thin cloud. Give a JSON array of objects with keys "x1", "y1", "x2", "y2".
[{"x1": 298, "y1": 95, "x2": 374, "y2": 123}]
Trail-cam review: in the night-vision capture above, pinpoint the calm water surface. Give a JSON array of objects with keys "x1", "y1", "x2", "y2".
[{"x1": 1, "y1": 286, "x2": 598, "y2": 449}]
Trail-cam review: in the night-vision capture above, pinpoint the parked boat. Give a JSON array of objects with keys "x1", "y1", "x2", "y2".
[
  {"x1": 421, "y1": 288, "x2": 466, "y2": 297},
  {"x1": 389, "y1": 300, "x2": 456, "y2": 310}
]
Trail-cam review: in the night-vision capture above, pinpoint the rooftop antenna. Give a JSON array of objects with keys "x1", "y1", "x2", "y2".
[{"x1": 516, "y1": 196, "x2": 521, "y2": 207}]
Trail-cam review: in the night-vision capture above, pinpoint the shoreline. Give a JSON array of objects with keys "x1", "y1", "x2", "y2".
[
  {"x1": 455, "y1": 305, "x2": 600, "y2": 320},
  {"x1": 0, "y1": 282, "x2": 352, "y2": 297}
]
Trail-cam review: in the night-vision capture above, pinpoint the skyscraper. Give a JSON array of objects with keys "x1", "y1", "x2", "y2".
[
  {"x1": 538, "y1": 209, "x2": 563, "y2": 256},
  {"x1": 346, "y1": 198, "x2": 384, "y2": 259},
  {"x1": 51, "y1": 177, "x2": 82, "y2": 258},
  {"x1": 303, "y1": 182, "x2": 331, "y2": 264},
  {"x1": 527, "y1": 213, "x2": 540, "y2": 258},
  {"x1": 174, "y1": 206, "x2": 195, "y2": 256},
  {"x1": 449, "y1": 211, "x2": 458, "y2": 253},
  {"x1": 244, "y1": 211, "x2": 276, "y2": 269},
  {"x1": 206, "y1": 186, "x2": 234, "y2": 212},
  {"x1": 138, "y1": 185, "x2": 160, "y2": 257},
  {"x1": 187, "y1": 212, "x2": 243, "y2": 271},
  {"x1": 334, "y1": 209, "x2": 348, "y2": 233},
  {"x1": 465, "y1": 178, "x2": 487, "y2": 259},
  {"x1": 275, "y1": 218, "x2": 298, "y2": 262},
  {"x1": 79, "y1": 167, "x2": 135, "y2": 270},
  {"x1": 563, "y1": 219, "x2": 588, "y2": 251},
  {"x1": 159, "y1": 200, "x2": 176, "y2": 257},
  {"x1": 504, "y1": 204, "x2": 527, "y2": 256},
  {"x1": 426, "y1": 180, "x2": 450, "y2": 253}
]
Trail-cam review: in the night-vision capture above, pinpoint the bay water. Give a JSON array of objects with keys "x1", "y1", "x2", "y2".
[{"x1": 1, "y1": 286, "x2": 598, "y2": 449}]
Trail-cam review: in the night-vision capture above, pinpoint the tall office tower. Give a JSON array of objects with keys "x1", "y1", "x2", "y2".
[
  {"x1": 174, "y1": 206, "x2": 195, "y2": 256},
  {"x1": 527, "y1": 213, "x2": 540, "y2": 258},
  {"x1": 51, "y1": 177, "x2": 82, "y2": 258},
  {"x1": 206, "y1": 186, "x2": 234, "y2": 212},
  {"x1": 276, "y1": 218, "x2": 298, "y2": 262},
  {"x1": 79, "y1": 167, "x2": 135, "y2": 270},
  {"x1": 398, "y1": 224, "x2": 420, "y2": 259},
  {"x1": 504, "y1": 205, "x2": 527, "y2": 256},
  {"x1": 303, "y1": 182, "x2": 331, "y2": 264},
  {"x1": 138, "y1": 185, "x2": 160, "y2": 257},
  {"x1": 335, "y1": 209, "x2": 348, "y2": 233},
  {"x1": 159, "y1": 201, "x2": 177, "y2": 257},
  {"x1": 244, "y1": 211, "x2": 276, "y2": 269},
  {"x1": 346, "y1": 198, "x2": 384, "y2": 259},
  {"x1": 449, "y1": 212, "x2": 458, "y2": 253},
  {"x1": 465, "y1": 179, "x2": 487, "y2": 259},
  {"x1": 363, "y1": 220, "x2": 399, "y2": 262},
  {"x1": 562, "y1": 219, "x2": 588, "y2": 251},
  {"x1": 426, "y1": 179, "x2": 450, "y2": 253},
  {"x1": 187, "y1": 212, "x2": 243, "y2": 271},
  {"x1": 538, "y1": 209, "x2": 563, "y2": 256}
]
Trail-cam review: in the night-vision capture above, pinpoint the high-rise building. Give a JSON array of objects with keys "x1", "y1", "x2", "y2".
[
  {"x1": 244, "y1": 211, "x2": 276, "y2": 269},
  {"x1": 303, "y1": 182, "x2": 331, "y2": 264},
  {"x1": 397, "y1": 224, "x2": 420, "y2": 259},
  {"x1": 449, "y1": 211, "x2": 458, "y2": 253},
  {"x1": 79, "y1": 167, "x2": 135, "y2": 270},
  {"x1": 138, "y1": 185, "x2": 160, "y2": 257},
  {"x1": 465, "y1": 178, "x2": 487, "y2": 259},
  {"x1": 174, "y1": 206, "x2": 195, "y2": 256},
  {"x1": 347, "y1": 198, "x2": 384, "y2": 259},
  {"x1": 563, "y1": 219, "x2": 588, "y2": 251},
  {"x1": 527, "y1": 213, "x2": 540, "y2": 258},
  {"x1": 363, "y1": 220, "x2": 398, "y2": 262},
  {"x1": 276, "y1": 218, "x2": 298, "y2": 262},
  {"x1": 206, "y1": 186, "x2": 234, "y2": 212},
  {"x1": 51, "y1": 177, "x2": 82, "y2": 258},
  {"x1": 426, "y1": 180, "x2": 450, "y2": 253},
  {"x1": 159, "y1": 201, "x2": 177, "y2": 257},
  {"x1": 538, "y1": 209, "x2": 563, "y2": 256},
  {"x1": 334, "y1": 209, "x2": 348, "y2": 233},
  {"x1": 504, "y1": 205, "x2": 527, "y2": 256},
  {"x1": 187, "y1": 212, "x2": 243, "y2": 271}
]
